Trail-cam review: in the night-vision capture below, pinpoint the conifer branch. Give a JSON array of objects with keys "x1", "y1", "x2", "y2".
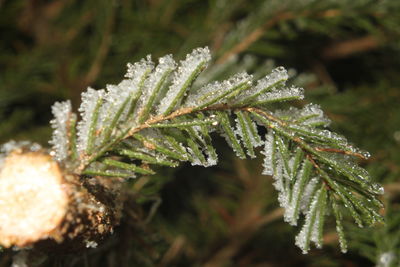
[{"x1": 0, "y1": 47, "x2": 384, "y2": 255}]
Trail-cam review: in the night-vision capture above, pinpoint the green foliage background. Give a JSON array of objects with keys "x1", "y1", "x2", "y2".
[{"x1": 1, "y1": 0, "x2": 400, "y2": 266}]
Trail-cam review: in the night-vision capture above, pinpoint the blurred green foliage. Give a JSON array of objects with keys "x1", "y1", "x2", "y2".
[{"x1": 1, "y1": 0, "x2": 400, "y2": 266}]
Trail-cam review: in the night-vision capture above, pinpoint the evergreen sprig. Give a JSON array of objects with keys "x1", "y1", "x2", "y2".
[{"x1": 49, "y1": 47, "x2": 383, "y2": 254}]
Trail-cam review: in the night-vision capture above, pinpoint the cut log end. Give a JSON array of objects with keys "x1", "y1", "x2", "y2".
[
  {"x1": 0, "y1": 144, "x2": 124, "y2": 252},
  {"x1": 0, "y1": 150, "x2": 68, "y2": 248}
]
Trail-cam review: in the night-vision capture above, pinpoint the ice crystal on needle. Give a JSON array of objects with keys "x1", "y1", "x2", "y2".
[
  {"x1": 261, "y1": 131, "x2": 275, "y2": 176},
  {"x1": 253, "y1": 85, "x2": 304, "y2": 105},
  {"x1": 77, "y1": 88, "x2": 105, "y2": 154},
  {"x1": 125, "y1": 55, "x2": 154, "y2": 80},
  {"x1": 185, "y1": 72, "x2": 252, "y2": 108},
  {"x1": 233, "y1": 66, "x2": 288, "y2": 104},
  {"x1": 49, "y1": 100, "x2": 74, "y2": 161},
  {"x1": 135, "y1": 54, "x2": 176, "y2": 122},
  {"x1": 157, "y1": 47, "x2": 211, "y2": 115}
]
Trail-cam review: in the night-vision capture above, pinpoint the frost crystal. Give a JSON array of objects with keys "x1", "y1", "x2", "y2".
[
  {"x1": 184, "y1": 72, "x2": 252, "y2": 108},
  {"x1": 125, "y1": 55, "x2": 154, "y2": 79},
  {"x1": 77, "y1": 87, "x2": 105, "y2": 154},
  {"x1": 192, "y1": 125, "x2": 218, "y2": 167},
  {"x1": 295, "y1": 187, "x2": 323, "y2": 254},
  {"x1": 300, "y1": 178, "x2": 319, "y2": 214},
  {"x1": 274, "y1": 158, "x2": 289, "y2": 209},
  {"x1": 135, "y1": 54, "x2": 176, "y2": 121},
  {"x1": 284, "y1": 161, "x2": 310, "y2": 226},
  {"x1": 157, "y1": 47, "x2": 211, "y2": 115},
  {"x1": 49, "y1": 100, "x2": 74, "y2": 161},
  {"x1": 253, "y1": 85, "x2": 304, "y2": 105},
  {"x1": 233, "y1": 66, "x2": 288, "y2": 103},
  {"x1": 95, "y1": 83, "x2": 132, "y2": 145},
  {"x1": 298, "y1": 104, "x2": 331, "y2": 127},
  {"x1": 261, "y1": 131, "x2": 274, "y2": 175}
]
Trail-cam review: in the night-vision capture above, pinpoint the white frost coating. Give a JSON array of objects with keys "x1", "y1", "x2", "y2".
[
  {"x1": 284, "y1": 162, "x2": 307, "y2": 226},
  {"x1": 300, "y1": 178, "x2": 319, "y2": 214},
  {"x1": 205, "y1": 152, "x2": 218, "y2": 167},
  {"x1": 95, "y1": 83, "x2": 132, "y2": 145},
  {"x1": 77, "y1": 87, "x2": 105, "y2": 154},
  {"x1": 135, "y1": 55, "x2": 176, "y2": 119},
  {"x1": 261, "y1": 132, "x2": 274, "y2": 175},
  {"x1": 184, "y1": 72, "x2": 252, "y2": 108},
  {"x1": 234, "y1": 115, "x2": 259, "y2": 158},
  {"x1": 142, "y1": 129, "x2": 189, "y2": 161},
  {"x1": 125, "y1": 55, "x2": 154, "y2": 79},
  {"x1": 193, "y1": 54, "x2": 238, "y2": 87},
  {"x1": 49, "y1": 101, "x2": 73, "y2": 161},
  {"x1": 299, "y1": 104, "x2": 331, "y2": 127},
  {"x1": 191, "y1": 126, "x2": 218, "y2": 167},
  {"x1": 120, "y1": 56, "x2": 154, "y2": 120},
  {"x1": 272, "y1": 159, "x2": 289, "y2": 210},
  {"x1": 254, "y1": 85, "x2": 304, "y2": 104},
  {"x1": 377, "y1": 251, "x2": 396, "y2": 267},
  {"x1": 234, "y1": 66, "x2": 288, "y2": 103},
  {"x1": 187, "y1": 147, "x2": 203, "y2": 166},
  {"x1": 245, "y1": 118, "x2": 263, "y2": 147},
  {"x1": 219, "y1": 131, "x2": 245, "y2": 159},
  {"x1": 295, "y1": 187, "x2": 322, "y2": 254},
  {"x1": 157, "y1": 47, "x2": 211, "y2": 114},
  {"x1": 310, "y1": 208, "x2": 323, "y2": 248}
]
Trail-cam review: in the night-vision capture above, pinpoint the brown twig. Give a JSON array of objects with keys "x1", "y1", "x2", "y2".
[
  {"x1": 321, "y1": 35, "x2": 382, "y2": 60},
  {"x1": 216, "y1": 12, "x2": 295, "y2": 64},
  {"x1": 315, "y1": 147, "x2": 368, "y2": 160},
  {"x1": 83, "y1": 7, "x2": 116, "y2": 87},
  {"x1": 216, "y1": 9, "x2": 346, "y2": 64}
]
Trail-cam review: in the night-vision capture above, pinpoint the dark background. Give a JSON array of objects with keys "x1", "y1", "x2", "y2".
[{"x1": 1, "y1": 0, "x2": 400, "y2": 266}]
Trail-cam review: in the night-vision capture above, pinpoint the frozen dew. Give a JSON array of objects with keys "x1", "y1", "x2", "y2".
[
  {"x1": 96, "y1": 83, "x2": 132, "y2": 140},
  {"x1": 270, "y1": 156, "x2": 290, "y2": 210},
  {"x1": 204, "y1": 151, "x2": 218, "y2": 167},
  {"x1": 300, "y1": 178, "x2": 319, "y2": 214},
  {"x1": 117, "y1": 79, "x2": 140, "y2": 122},
  {"x1": 49, "y1": 100, "x2": 74, "y2": 162},
  {"x1": 310, "y1": 205, "x2": 324, "y2": 248},
  {"x1": 298, "y1": 104, "x2": 331, "y2": 127},
  {"x1": 371, "y1": 183, "x2": 385, "y2": 195},
  {"x1": 284, "y1": 161, "x2": 308, "y2": 226},
  {"x1": 125, "y1": 55, "x2": 154, "y2": 80},
  {"x1": 184, "y1": 72, "x2": 253, "y2": 108},
  {"x1": 157, "y1": 47, "x2": 211, "y2": 115},
  {"x1": 77, "y1": 87, "x2": 105, "y2": 154},
  {"x1": 261, "y1": 131, "x2": 274, "y2": 176},
  {"x1": 134, "y1": 54, "x2": 176, "y2": 120},
  {"x1": 273, "y1": 107, "x2": 299, "y2": 122},
  {"x1": 141, "y1": 129, "x2": 189, "y2": 161},
  {"x1": 234, "y1": 115, "x2": 258, "y2": 158},
  {"x1": 119, "y1": 55, "x2": 154, "y2": 122},
  {"x1": 187, "y1": 147, "x2": 203, "y2": 166},
  {"x1": 234, "y1": 66, "x2": 289, "y2": 103},
  {"x1": 193, "y1": 54, "x2": 238, "y2": 88},
  {"x1": 253, "y1": 85, "x2": 304, "y2": 105},
  {"x1": 219, "y1": 131, "x2": 245, "y2": 159},
  {"x1": 295, "y1": 187, "x2": 323, "y2": 254},
  {"x1": 272, "y1": 160, "x2": 285, "y2": 195}
]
